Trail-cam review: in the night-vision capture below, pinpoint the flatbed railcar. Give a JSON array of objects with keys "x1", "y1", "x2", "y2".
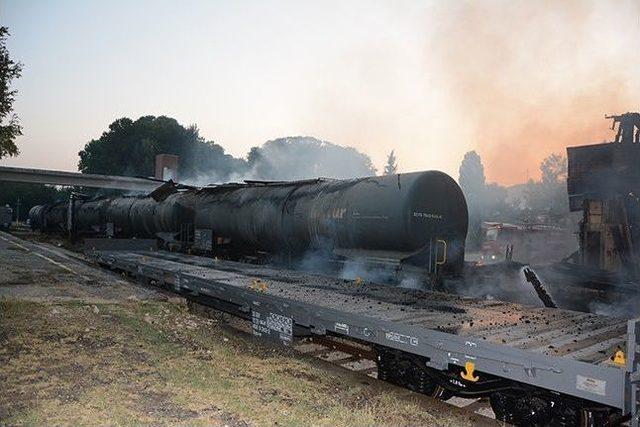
[{"x1": 88, "y1": 248, "x2": 640, "y2": 427}]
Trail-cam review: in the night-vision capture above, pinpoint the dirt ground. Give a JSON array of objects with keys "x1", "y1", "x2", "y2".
[{"x1": 0, "y1": 231, "x2": 495, "y2": 426}]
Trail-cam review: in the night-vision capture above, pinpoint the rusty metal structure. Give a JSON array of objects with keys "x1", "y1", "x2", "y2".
[
  {"x1": 566, "y1": 114, "x2": 640, "y2": 279},
  {"x1": 605, "y1": 112, "x2": 640, "y2": 144}
]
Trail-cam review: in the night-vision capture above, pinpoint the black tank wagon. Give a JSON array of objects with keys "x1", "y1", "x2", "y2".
[
  {"x1": 194, "y1": 171, "x2": 468, "y2": 274},
  {"x1": 28, "y1": 171, "x2": 468, "y2": 275},
  {"x1": 74, "y1": 198, "x2": 110, "y2": 235},
  {"x1": 28, "y1": 201, "x2": 68, "y2": 233}
]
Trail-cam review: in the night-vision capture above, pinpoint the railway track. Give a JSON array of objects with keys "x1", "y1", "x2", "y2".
[
  {"x1": 188, "y1": 301, "x2": 498, "y2": 420},
  {"x1": 293, "y1": 336, "x2": 496, "y2": 418}
]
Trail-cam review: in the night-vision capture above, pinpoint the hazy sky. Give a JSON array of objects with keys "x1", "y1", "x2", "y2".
[{"x1": 1, "y1": 0, "x2": 639, "y2": 184}]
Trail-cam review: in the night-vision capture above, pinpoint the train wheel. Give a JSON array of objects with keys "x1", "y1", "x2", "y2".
[
  {"x1": 490, "y1": 391, "x2": 518, "y2": 424},
  {"x1": 375, "y1": 346, "x2": 439, "y2": 396},
  {"x1": 492, "y1": 392, "x2": 619, "y2": 427},
  {"x1": 513, "y1": 395, "x2": 552, "y2": 426},
  {"x1": 577, "y1": 407, "x2": 619, "y2": 427},
  {"x1": 490, "y1": 392, "x2": 552, "y2": 426},
  {"x1": 549, "y1": 399, "x2": 581, "y2": 426}
]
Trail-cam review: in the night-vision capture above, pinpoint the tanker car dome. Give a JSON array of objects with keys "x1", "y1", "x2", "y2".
[
  {"x1": 311, "y1": 171, "x2": 467, "y2": 258},
  {"x1": 401, "y1": 171, "x2": 468, "y2": 273},
  {"x1": 405, "y1": 171, "x2": 469, "y2": 250}
]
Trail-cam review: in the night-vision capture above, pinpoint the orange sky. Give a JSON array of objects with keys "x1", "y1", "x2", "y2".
[{"x1": 426, "y1": 0, "x2": 640, "y2": 184}]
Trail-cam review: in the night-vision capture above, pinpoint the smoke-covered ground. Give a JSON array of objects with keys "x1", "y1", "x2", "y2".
[
  {"x1": 295, "y1": 249, "x2": 426, "y2": 292},
  {"x1": 532, "y1": 263, "x2": 640, "y2": 319},
  {"x1": 590, "y1": 294, "x2": 640, "y2": 319}
]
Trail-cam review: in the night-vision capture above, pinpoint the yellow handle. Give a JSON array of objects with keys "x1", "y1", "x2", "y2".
[
  {"x1": 461, "y1": 361, "x2": 479, "y2": 382},
  {"x1": 613, "y1": 350, "x2": 626, "y2": 365}
]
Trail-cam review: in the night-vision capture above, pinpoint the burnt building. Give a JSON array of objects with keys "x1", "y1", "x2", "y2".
[{"x1": 566, "y1": 115, "x2": 640, "y2": 278}]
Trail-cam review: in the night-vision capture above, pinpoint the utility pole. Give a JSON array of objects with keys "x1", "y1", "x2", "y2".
[{"x1": 15, "y1": 198, "x2": 20, "y2": 224}]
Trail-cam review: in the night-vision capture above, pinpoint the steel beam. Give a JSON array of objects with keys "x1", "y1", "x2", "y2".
[{"x1": 0, "y1": 166, "x2": 162, "y2": 192}]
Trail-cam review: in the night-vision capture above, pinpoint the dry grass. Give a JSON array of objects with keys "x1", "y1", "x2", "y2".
[
  {"x1": 0, "y1": 230, "x2": 493, "y2": 425},
  {"x1": 0, "y1": 296, "x2": 491, "y2": 426}
]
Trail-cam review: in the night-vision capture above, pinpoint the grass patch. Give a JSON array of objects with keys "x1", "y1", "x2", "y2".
[
  {"x1": 0, "y1": 297, "x2": 486, "y2": 426},
  {"x1": 1, "y1": 297, "x2": 38, "y2": 319}
]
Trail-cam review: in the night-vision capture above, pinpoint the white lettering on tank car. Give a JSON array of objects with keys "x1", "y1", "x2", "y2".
[{"x1": 412, "y1": 212, "x2": 443, "y2": 220}]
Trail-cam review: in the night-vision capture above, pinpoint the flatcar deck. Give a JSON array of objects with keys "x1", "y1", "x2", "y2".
[
  {"x1": 130, "y1": 250, "x2": 627, "y2": 364},
  {"x1": 89, "y1": 249, "x2": 639, "y2": 417}
]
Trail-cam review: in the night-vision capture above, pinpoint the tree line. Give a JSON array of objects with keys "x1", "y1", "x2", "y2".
[
  {"x1": 1, "y1": 114, "x2": 383, "y2": 219},
  {"x1": 77, "y1": 116, "x2": 378, "y2": 183},
  {"x1": 459, "y1": 150, "x2": 570, "y2": 249}
]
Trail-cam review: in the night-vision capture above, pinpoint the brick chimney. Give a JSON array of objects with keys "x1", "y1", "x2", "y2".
[{"x1": 155, "y1": 154, "x2": 180, "y2": 181}]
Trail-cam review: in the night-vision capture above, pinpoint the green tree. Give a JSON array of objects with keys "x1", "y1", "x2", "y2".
[
  {"x1": 79, "y1": 118, "x2": 377, "y2": 183},
  {"x1": 483, "y1": 182, "x2": 515, "y2": 221},
  {"x1": 524, "y1": 153, "x2": 569, "y2": 221},
  {"x1": 383, "y1": 150, "x2": 398, "y2": 175},
  {"x1": 78, "y1": 116, "x2": 246, "y2": 181},
  {"x1": 458, "y1": 151, "x2": 487, "y2": 249},
  {"x1": 0, "y1": 27, "x2": 23, "y2": 159},
  {"x1": 459, "y1": 151, "x2": 486, "y2": 191},
  {"x1": 0, "y1": 182, "x2": 67, "y2": 221},
  {"x1": 540, "y1": 153, "x2": 567, "y2": 186},
  {"x1": 246, "y1": 146, "x2": 273, "y2": 179}
]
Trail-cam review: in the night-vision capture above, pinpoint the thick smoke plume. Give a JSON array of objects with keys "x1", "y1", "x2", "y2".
[
  {"x1": 429, "y1": 0, "x2": 640, "y2": 184},
  {"x1": 182, "y1": 136, "x2": 377, "y2": 186},
  {"x1": 246, "y1": 137, "x2": 376, "y2": 181}
]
